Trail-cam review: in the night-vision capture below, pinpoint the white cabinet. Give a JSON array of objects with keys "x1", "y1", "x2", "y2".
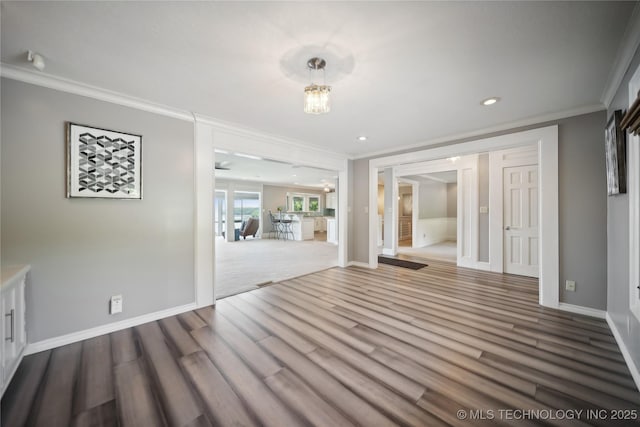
[
  {"x1": 325, "y1": 192, "x2": 337, "y2": 209},
  {"x1": 314, "y1": 217, "x2": 327, "y2": 232},
  {"x1": 1, "y1": 265, "x2": 29, "y2": 397},
  {"x1": 291, "y1": 217, "x2": 315, "y2": 240}
]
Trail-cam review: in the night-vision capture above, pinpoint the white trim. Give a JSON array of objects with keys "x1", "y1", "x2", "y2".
[
  {"x1": 194, "y1": 121, "x2": 215, "y2": 307},
  {"x1": 601, "y1": 4, "x2": 640, "y2": 108},
  {"x1": 607, "y1": 313, "x2": 640, "y2": 391},
  {"x1": 629, "y1": 64, "x2": 640, "y2": 323},
  {"x1": 197, "y1": 114, "x2": 346, "y2": 170},
  {"x1": 368, "y1": 126, "x2": 559, "y2": 308},
  {"x1": 348, "y1": 261, "x2": 373, "y2": 269},
  {"x1": 25, "y1": 303, "x2": 198, "y2": 355},
  {"x1": 476, "y1": 262, "x2": 491, "y2": 272},
  {"x1": 456, "y1": 154, "x2": 479, "y2": 269},
  {"x1": 353, "y1": 105, "x2": 602, "y2": 160},
  {"x1": 1, "y1": 64, "x2": 194, "y2": 122},
  {"x1": 557, "y1": 303, "x2": 606, "y2": 319}
]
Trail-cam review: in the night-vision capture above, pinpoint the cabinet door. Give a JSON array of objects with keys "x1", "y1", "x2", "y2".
[{"x1": 2, "y1": 278, "x2": 26, "y2": 386}]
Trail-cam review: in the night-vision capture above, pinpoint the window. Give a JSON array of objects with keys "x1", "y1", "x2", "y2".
[
  {"x1": 309, "y1": 196, "x2": 320, "y2": 212},
  {"x1": 234, "y1": 191, "x2": 260, "y2": 229},
  {"x1": 292, "y1": 196, "x2": 304, "y2": 212},
  {"x1": 287, "y1": 192, "x2": 322, "y2": 212}
]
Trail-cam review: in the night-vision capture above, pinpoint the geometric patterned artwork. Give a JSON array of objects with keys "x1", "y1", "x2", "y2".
[{"x1": 67, "y1": 123, "x2": 142, "y2": 199}]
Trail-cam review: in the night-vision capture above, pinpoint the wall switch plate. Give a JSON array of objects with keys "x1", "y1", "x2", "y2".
[
  {"x1": 565, "y1": 280, "x2": 576, "y2": 292},
  {"x1": 110, "y1": 294, "x2": 123, "y2": 314},
  {"x1": 479, "y1": 206, "x2": 489, "y2": 214}
]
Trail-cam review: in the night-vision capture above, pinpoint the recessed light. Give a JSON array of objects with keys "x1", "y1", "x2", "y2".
[
  {"x1": 292, "y1": 174, "x2": 297, "y2": 177},
  {"x1": 214, "y1": 149, "x2": 229, "y2": 154},
  {"x1": 357, "y1": 136, "x2": 368, "y2": 141},
  {"x1": 481, "y1": 97, "x2": 500, "y2": 106}
]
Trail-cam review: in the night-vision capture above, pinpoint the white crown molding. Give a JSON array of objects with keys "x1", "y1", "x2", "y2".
[
  {"x1": 1, "y1": 63, "x2": 194, "y2": 122},
  {"x1": 601, "y1": 3, "x2": 640, "y2": 108},
  {"x1": 195, "y1": 113, "x2": 347, "y2": 164},
  {"x1": 351, "y1": 104, "x2": 604, "y2": 160},
  {"x1": 1, "y1": 63, "x2": 349, "y2": 165},
  {"x1": 25, "y1": 302, "x2": 198, "y2": 355}
]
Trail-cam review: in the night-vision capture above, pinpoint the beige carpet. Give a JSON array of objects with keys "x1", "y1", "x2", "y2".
[{"x1": 215, "y1": 236, "x2": 338, "y2": 298}]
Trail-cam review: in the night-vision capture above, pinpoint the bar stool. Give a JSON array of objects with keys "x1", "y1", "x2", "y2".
[
  {"x1": 268, "y1": 211, "x2": 282, "y2": 239},
  {"x1": 280, "y1": 218, "x2": 294, "y2": 240}
]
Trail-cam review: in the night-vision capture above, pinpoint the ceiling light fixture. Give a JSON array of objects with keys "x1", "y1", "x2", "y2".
[
  {"x1": 481, "y1": 97, "x2": 500, "y2": 106},
  {"x1": 447, "y1": 156, "x2": 461, "y2": 163},
  {"x1": 27, "y1": 50, "x2": 45, "y2": 71},
  {"x1": 357, "y1": 136, "x2": 367, "y2": 141},
  {"x1": 304, "y1": 57, "x2": 331, "y2": 114}
]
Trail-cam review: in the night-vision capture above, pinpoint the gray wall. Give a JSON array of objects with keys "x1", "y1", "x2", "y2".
[
  {"x1": 350, "y1": 110, "x2": 608, "y2": 310},
  {"x1": 446, "y1": 183, "x2": 457, "y2": 218},
  {"x1": 1, "y1": 79, "x2": 195, "y2": 342},
  {"x1": 607, "y1": 46, "x2": 640, "y2": 372},
  {"x1": 418, "y1": 179, "x2": 447, "y2": 219}
]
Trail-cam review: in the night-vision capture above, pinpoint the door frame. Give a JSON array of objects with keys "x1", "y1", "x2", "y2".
[
  {"x1": 488, "y1": 144, "x2": 539, "y2": 274},
  {"x1": 629, "y1": 65, "x2": 640, "y2": 322},
  {"x1": 369, "y1": 125, "x2": 559, "y2": 308}
]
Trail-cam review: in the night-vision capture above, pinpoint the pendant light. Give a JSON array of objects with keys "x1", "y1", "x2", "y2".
[{"x1": 304, "y1": 57, "x2": 331, "y2": 114}]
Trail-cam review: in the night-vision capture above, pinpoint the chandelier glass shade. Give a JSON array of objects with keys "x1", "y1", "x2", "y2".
[
  {"x1": 304, "y1": 84, "x2": 331, "y2": 114},
  {"x1": 304, "y1": 57, "x2": 331, "y2": 114}
]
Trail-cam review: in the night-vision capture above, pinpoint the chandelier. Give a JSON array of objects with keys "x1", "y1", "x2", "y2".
[{"x1": 304, "y1": 57, "x2": 331, "y2": 114}]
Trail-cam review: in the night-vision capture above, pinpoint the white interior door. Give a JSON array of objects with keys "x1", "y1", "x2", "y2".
[{"x1": 504, "y1": 165, "x2": 539, "y2": 277}]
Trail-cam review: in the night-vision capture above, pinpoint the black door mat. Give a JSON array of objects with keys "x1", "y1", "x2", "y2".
[{"x1": 378, "y1": 256, "x2": 428, "y2": 270}]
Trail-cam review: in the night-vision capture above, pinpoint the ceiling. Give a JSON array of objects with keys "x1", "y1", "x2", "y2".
[
  {"x1": 421, "y1": 171, "x2": 458, "y2": 184},
  {"x1": 215, "y1": 151, "x2": 337, "y2": 190},
  {"x1": 1, "y1": 2, "x2": 636, "y2": 157}
]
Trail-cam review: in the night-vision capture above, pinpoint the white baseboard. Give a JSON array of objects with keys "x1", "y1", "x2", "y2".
[
  {"x1": 557, "y1": 303, "x2": 606, "y2": 319},
  {"x1": 25, "y1": 302, "x2": 198, "y2": 355},
  {"x1": 476, "y1": 262, "x2": 491, "y2": 271},
  {"x1": 382, "y1": 248, "x2": 397, "y2": 256},
  {"x1": 606, "y1": 313, "x2": 640, "y2": 391},
  {"x1": 348, "y1": 261, "x2": 373, "y2": 269}
]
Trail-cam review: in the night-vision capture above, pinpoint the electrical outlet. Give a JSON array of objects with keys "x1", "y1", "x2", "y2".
[
  {"x1": 110, "y1": 294, "x2": 123, "y2": 314},
  {"x1": 565, "y1": 280, "x2": 576, "y2": 292},
  {"x1": 479, "y1": 206, "x2": 489, "y2": 214}
]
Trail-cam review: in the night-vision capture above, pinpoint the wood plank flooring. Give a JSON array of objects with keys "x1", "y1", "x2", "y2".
[{"x1": 3, "y1": 261, "x2": 639, "y2": 426}]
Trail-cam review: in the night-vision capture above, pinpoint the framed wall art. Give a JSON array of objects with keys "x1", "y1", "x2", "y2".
[
  {"x1": 605, "y1": 110, "x2": 627, "y2": 196},
  {"x1": 67, "y1": 123, "x2": 142, "y2": 199}
]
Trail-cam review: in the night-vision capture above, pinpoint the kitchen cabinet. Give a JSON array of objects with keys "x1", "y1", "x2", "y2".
[
  {"x1": 290, "y1": 216, "x2": 315, "y2": 240},
  {"x1": 325, "y1": 192, "x2": 337, "y2": 209},
  {"x1": 1, "y1": 265, "x2": 29, "y2": 398},
  {"x1": 314, "y1": 217, "x2": 327, "y2": 232}
]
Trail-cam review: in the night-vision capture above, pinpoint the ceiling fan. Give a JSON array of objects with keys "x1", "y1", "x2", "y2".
[{"x1": 215, "y1": 161, "x2": 231, "y2": 170}]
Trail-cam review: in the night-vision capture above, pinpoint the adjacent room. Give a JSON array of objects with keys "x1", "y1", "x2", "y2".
[
  {"x1": 212, "y1": 152, "x2": 339, "y2": 297},
  {"x1": 2, "y1": 2, "x2": 640, "y2": 426}
]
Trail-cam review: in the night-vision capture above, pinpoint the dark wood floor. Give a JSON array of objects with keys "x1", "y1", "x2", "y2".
[{"x1": 3, "y1": 262, "x2": 639, "y2": 426}]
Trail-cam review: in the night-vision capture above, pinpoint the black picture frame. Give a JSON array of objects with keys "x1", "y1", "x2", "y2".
[
  {"x1": 605, "y1": 110, "x2": 627, "y2": 196},
  {"x1": 67, "y1": 122, "x2": 143, "y2": 199}
]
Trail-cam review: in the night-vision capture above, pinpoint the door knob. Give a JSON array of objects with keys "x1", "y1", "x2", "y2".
[{"x1": 505, "y1": 226, "x2": 510, "y2": 230}]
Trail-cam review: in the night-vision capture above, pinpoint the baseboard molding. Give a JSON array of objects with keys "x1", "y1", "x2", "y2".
[
  {"x1": 348, "y1": 261, "x2": 373, "y2": 269},
  {"x1": 606, "y1": 313, "x2": 640, "y2": 391},
  {"x1": 381, "y1": 248, "x2": 397, "y2": 256},
  {"x1": 25, "y1": 302, "x2": 198, "y2": 355},
  {"x1": 557, "y1": 303, "x2": 606, "y2": 319},
  {"x1": 475, "y1": 262, "x2": 491, "y2": 272}
]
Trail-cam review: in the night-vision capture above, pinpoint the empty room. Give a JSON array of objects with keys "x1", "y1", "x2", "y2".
[{"x1": 2, "y1": 1, "x2": 640, "y2": 426}]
